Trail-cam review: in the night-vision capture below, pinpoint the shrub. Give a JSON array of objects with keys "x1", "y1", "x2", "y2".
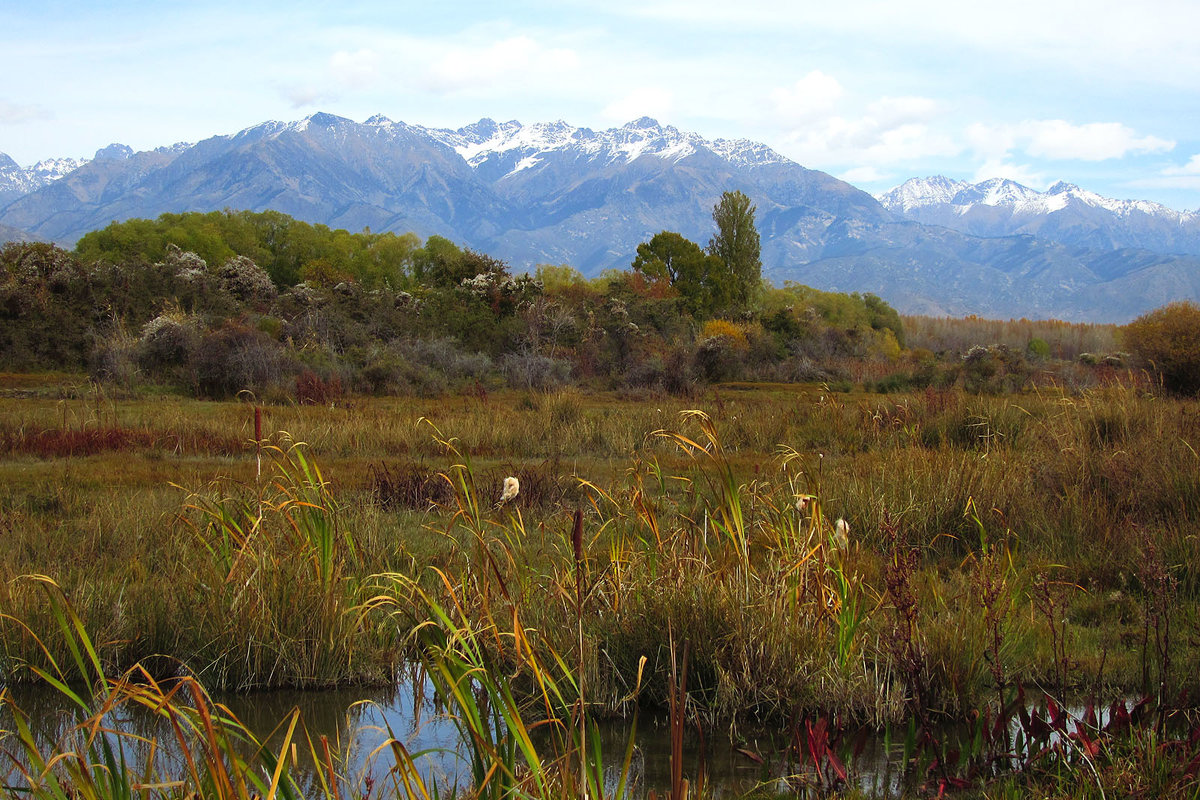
[
  {"x1": 400, "y1": 337, "x2": 493, "y2": 383},
  {"x1": 663, "y1": 344, "x2": 697, "y2": 396},
  {"x1": 1026, "y1": 337, "x2": 1050, "y2": 360},
  {"x1": 89, "y1": 327, "x2": 139, "y2": 386},
  {"x1": 295, "y1": 369, "x2": 344, "y2": 404},
  {"x1": 695, "y1": 334, "x2": 742, "y2": 382},
  {"x1": 700, "y1": 319, "x2": 750, "y2": 350},
  {"x1": 1123, "y1": 301, "x2": 1200, "y2": 395},
  {"x1": 192, "y1": 320, "x2": 289, "y2": 398},
  {"x1": 357, "y1": 346, "x2": 448, "y2": 396},
  {"x1": 214, "y1": 255, "x2": 277, "y2": 306},
  {"x1": 137, "y1": 311, "x2": 201, "y2": 375},
  {"x1": 500, "y1": 352, "x2": 571, "y2": 390}
]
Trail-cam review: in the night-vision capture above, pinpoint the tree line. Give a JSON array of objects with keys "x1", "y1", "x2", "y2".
[{"x1": 7, "y1": 188, "x2": 1173, "y2": 400}]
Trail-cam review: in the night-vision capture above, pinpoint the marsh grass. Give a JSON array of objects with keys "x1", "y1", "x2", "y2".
[{"x1": 4, "y1": 376, "x2": 1200, "y2": 795}]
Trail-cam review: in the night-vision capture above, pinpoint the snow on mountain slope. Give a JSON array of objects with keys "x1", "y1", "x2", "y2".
[
  {"x1": 420, "y1": 116, "x2": 789, "y2": 175},
  {"x1": 0, "y1": 153, "x2": 88, "y2": 201},
  {"x1": 882, "y1": 176, "x2": 1197, "y2": 223},
  {"x1": 879, "y1": 176, "x2": 1200, "y2": 255}
]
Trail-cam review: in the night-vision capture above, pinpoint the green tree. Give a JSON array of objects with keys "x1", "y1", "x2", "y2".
[
  {"x1": 631, "y1": 231, "x2": 731, "y2": 317},
  {"x1": 412, "y1": 235, "x2": 467, "y2": 287},
  {"x1": 535, "y1": 263, "x2": 588, "y2": 294},
  {"x1": 707, "y1": 190, "x2": 761, "y2": 312},
  {"x1": 860, "y1": 292, "x2": 906, "y2": 348},
  {"x1": 1124, "y1": 301, "x2": 1200, "y2": 395}
]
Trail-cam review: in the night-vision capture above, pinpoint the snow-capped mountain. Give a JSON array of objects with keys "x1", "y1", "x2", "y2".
[
  {"x1": 3, "y1": 113, "x2": 1200, "y2": 321},
  {"x1": 879, "y1": 176, "x2": 1200, "y2": 256},
  {"x1": 0, "y1": 152, "x2": 89, "y2": 206},
  {"x1": 424, "y1": 115, "x2": 788, "y2": 177}
]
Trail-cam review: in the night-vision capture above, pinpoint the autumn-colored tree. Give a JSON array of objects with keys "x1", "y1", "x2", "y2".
[{"x1": 1124, "y1": 301, "x2": 1200, "y2": 394}]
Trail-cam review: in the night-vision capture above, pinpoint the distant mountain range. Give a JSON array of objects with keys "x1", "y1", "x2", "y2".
[
  {"x1": 2, "y1": 112, "x2": 1198, "y2": 323},
  {"x1": 878, "y1": 176, "x2": 1200, "y2": 256}
]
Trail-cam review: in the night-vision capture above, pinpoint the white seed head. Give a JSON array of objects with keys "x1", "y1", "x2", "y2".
[{"x1": 833, "y1": 518, "x2": 850, "y2": 550}]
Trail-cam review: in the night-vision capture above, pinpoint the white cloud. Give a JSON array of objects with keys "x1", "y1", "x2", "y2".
[
  {"x1": 601, "y1": 87, "x2": 674, "y2": 124},
  {"x1": 765, "y1": 75, "x2": 953, "y2": 169},
  {"x1": 330, "y1": 49, "x2": 382, "y2": 89},
  {"x1": 1163, "y1": 154, "x2": 1200, "y2": 176},
  {"x1": 779, "y1": 115, "x2": 958, "y2": 168},
  {"x1": 603, "y1": 0, "x2": 1200, "y2": 86},
  {"x1": 867, "y1": 96, "x2": 938, "y2": 128},
  {"x1": 839, "y1": 165, "x2": 890, "y2": 184},
  {"x1": 1025, "y1": 120, "x2": 1173, "y2": 161},
  {"x1": 769, "y1": 71, "x2": 843, "y2": 124},
  {"x1": 1130, "y1": 155, "x2": 1200, "y2": 195},
  {"x1": 965, "y1": 122, "x2": 1017, "y2": 160},
  {"x1": 0, "y1": 99, "x2": 51, "y2": 124},
  {"x1": 968, "y1": 120, "x2": 1174, "y2": 162},
  {"x1": 422, "y1": 36, "x2": 580, "y2": 94},
  {"x1": 282, "y1": 85, "x2": 333, "y2": 109}
]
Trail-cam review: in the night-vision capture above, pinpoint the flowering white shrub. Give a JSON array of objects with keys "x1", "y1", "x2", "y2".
[{"x1": 215, "y1": 255, "x2": 276, "y2": 304}]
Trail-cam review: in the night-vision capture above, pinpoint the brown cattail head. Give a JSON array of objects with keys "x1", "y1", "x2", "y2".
[
  {"x1": 254, "y1": 406, "x2": 262, "y2": 442},
  {"x1": 572, "y1": 507, "x2": 584, "y2": 565}
]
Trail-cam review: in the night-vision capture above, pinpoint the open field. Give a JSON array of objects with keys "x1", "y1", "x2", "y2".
[{"x1": 3, "y1": 372, "x2": 1200, "y2": 796}]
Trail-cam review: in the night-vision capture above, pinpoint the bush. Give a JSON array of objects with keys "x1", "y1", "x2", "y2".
[
  {"x1": 214, "y1": 256, "x2": 277, "y2": 306},
  {"x1": 137, "y1": 312, "x2": 201, "y2": 376},
  {"x1": 1124, "y1": 301, "x2": 1200, "y2": 395},
  {"x1": 357, "y1": 346, "x2": 448, "y2": 396},
  {"x1": 192, "y1": 320, "x2": 289, "y2": 398},
  {"x1": 695, "y1": 335, "x2": 742, "y2": 382},
  {"x1": 400, "y1": 337, "x2": 493, "y2": 383},
  {"x1": 89, "y1": 327, "x2": 139, "y2": 386},
  {"x1": 500, "y1": 352, "x2": 571, "y2": 390},
  {"x1": 295, "y1": 369, "x2": 344, "y2": 404}
]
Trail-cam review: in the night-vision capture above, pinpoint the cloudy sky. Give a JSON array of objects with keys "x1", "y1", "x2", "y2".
[{"x1": 2, "y1": 0, "x2": 1198, "y2": 209}]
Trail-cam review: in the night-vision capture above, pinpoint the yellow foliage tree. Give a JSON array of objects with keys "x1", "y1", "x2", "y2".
[{"x1": 1124, "y1": 301, "x2": 1200, "y2": 395}]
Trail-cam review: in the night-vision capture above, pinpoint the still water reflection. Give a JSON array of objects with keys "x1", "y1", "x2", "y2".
[{"x1": 3, "y1": 670, "x2": 908, "y2": 797}]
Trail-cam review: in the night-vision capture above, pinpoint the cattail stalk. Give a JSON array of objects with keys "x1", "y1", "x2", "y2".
[
  {"x1": 572, "y1": 506, "x2": 586, "y2": 797},
  {"x1": 254, "y1": 406, "x2": 263, "y2": 480}
]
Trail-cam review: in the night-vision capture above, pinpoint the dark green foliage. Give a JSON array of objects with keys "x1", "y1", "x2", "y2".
[
  {"x1": 1026, "y1": 337, "x2": 1051, "y2": 360},
  {"x1": 411, "y1": 235, "x2": 468, "y2": 287},
  {"x1": 695, "y1": 334, "x2": 743, "y2": 382},
  {"x1": 1124, "y1": 301, "x2": 1200, "y2": 395},
  {"x1": 961, "y1": 344, "x2": 1032, "y2": 394},
  {"x1": 10, "y1": 209, "x2": 1125, "y2": 406},
  {"x1": 861, "y1": 292, "x2": 905, "y2": 347},
  {"x1": 0, "y1": 243, "x2": 95, "y2": 368},
  {"x1": 630, "y1": 230, "x2": 732, "y2": 317},
  {"x1": 707, "y1": 190, "x2": 762, "y2": 312}
]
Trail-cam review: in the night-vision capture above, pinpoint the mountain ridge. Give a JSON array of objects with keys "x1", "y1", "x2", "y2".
[
  {"x1": 878, "y1": 176, "x2": 1200, "y2": 256},
  {"x1": 2, "y1": 113, "x2": 1199, "y2": 322}
]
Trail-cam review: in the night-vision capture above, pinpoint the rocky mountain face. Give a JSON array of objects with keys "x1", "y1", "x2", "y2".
[
  {"x1": 0, "y1": 152, "x2": 89, "y2": 207},
  {"x1": 2, "y1": 114, "x2": 1199, "y2": 322},
  {"x1": 879, "y1": 176, "x2": 1200, "y2": 256}
]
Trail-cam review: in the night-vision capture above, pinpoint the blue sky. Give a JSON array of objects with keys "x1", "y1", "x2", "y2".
[{"x1": 2, "y1": 0, "x2": 1199, "y2": 209}]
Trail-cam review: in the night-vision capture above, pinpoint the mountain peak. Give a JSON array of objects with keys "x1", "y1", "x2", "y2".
[
  {"x1": 1047, "y1": 181, "x2": 1079, "y2": 195},
  {"x1": 623, "y1": 116, "x2": 661, "y2": 131},
  {"x1": 305, "y1": 112, "x2": 353, "y2": 128},
  {"x1": 94, "y1": 143, "x2": 133, "y2": 161}
]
